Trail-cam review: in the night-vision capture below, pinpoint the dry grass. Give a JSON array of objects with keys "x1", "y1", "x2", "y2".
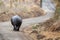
[
  {"x1": 23, "y1": 0, "x2": 60, "y2": 40},
  {"x1": 0, "y1": 6, "x2": 45, "y2": 22},
  {"x1": 0, "y1": 0, "x2": 45, "y2": 22},
  {"x1": 23, "y1": 18, "x2": 60, "y2": 40}
]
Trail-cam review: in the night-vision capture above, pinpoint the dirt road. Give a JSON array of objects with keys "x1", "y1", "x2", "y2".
[
  {"x1": 0, "y1": 11, "x2": 54, "y2": 40},
  {"x1": 0, "y1": 21, "x2": 33, "y2": 40},
  {"x1": 0, "y1": 0, "x2": 55, "y2": 40}
]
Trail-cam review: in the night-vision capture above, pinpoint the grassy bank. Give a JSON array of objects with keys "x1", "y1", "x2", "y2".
[{"x1": 23, "y1": 0, "x2": 60, "y2": 40}]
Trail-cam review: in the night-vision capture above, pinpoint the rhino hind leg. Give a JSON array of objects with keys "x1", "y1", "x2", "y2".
[{"x1": 13, "y1": 25, "x2": 20, "y2": 31}]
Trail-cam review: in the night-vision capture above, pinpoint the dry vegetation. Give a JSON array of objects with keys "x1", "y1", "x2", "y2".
[
  {"x1": 23, "y1": 19, "x2": 60, "y2": 40},
  {"x1": 23, "y1": 0, "x2": 60, "y2": 40},
  {"x1": 0, "y1": 0, "x2": 45, "y2": 22},
  {"x1": 0, "y1": 6, "x2": 45, "y2": 22},
  {"x1": 0, "y1": 0, "x2": 60, "y2": 40}
]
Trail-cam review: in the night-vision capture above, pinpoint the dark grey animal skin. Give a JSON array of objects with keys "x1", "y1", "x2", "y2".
[{"x1": 11, "y1": 15, "x2": 22, "y2": 31}]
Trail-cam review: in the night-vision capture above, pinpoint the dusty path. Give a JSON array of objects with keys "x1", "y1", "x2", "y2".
[
  {"x1": 0, "y1": 7, "x2": 55, "y2": 40},
  {"x1": 0, "y1": 22, "x2": 33, "y2": 40},
  {"x1": 0, "y1": 11, "x2": 54, "y2": 40},
  {"x1": 0, "y1": 0, "x2": 55, "y2": 40}
]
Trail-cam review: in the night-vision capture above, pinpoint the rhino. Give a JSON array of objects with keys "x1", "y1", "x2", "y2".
[{"x1": 11, "y1": 15, "x2": 22, "y2": 31}]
